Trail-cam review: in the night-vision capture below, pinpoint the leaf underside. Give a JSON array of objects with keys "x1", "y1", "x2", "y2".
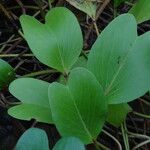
[
  {"x1": 53, "y1": 137, "x2": 85, "y2": 150},
  {"x1": 16, "y1": 128, "x2": 49, "y2": 150}
]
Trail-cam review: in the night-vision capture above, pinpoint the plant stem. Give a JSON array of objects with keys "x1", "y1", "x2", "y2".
[
  {"x1": 23, "y1": 69, "x2": 59, "y2": 77},
  {"x1": 93, "y1": 21, "x2": 100, "y2": 36},
  {"x1": 0, "y1": 54, "x2": 33, "y2": 58},
  {"x1": 140, "y1": 98, "x2": 150, "y2": 106},
  {"x1": 133, "y1": 111, "x2": 150, "y2": 119},
  {"x1": 124, "y1": 121, "x2": 130, "y2": 150},
  {"x1": 34, "y1": 0, "x2": 46, "y2": 18},
  {"x1": 95, "y1": 141, "x2": 110, "y2": 150},
  {"x1": 102, "y1": 129, "x2": 122, "y2": 150},
  {"x1": 113, "y1": 3, "x2": 117, "y2": 18},
  {"x1": 96, "y1": 0, "x2": 111, "y2": 20},
  {"x1": 125, "y1": 1, "x2": 134, "y2": 6},
  {"x1": 0, "y1": 35, "x2": 15, "y2": 52},
  {"x1": 93, "y1": 140, "x2": 101, "y2": 150},
  {"x1": 14, "y1": 0, "x2": 26, "y2": 14},
  {"x1": 18, "y1": 29, "x2": 25, "y2": 38},
  {"x1": 8, "y1": 5, "x2": 39, "y2": 10},
  {"x1": 121, "y1": 124, "x2": 129, "y2": 150},
  {"x1": 132, "y1": 139, "x2": 150, "y2": 150},
  {"x1": 48, "y1": 0, "x2": 52, "y2": 9},
  {"x1": 127, "y1": 131, "x2": 150, "y2": 140},
  {"x1": 0, "y1": 3, "x2": 12, "y2": 20}
]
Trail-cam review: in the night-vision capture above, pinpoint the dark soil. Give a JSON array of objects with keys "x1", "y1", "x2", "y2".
[{"x1": 0, "y1": 0, "x2": 150, "y2": 150}]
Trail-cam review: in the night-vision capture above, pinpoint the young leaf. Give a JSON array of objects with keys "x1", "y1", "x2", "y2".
[
  {"x1": 53, "y1": 137, "x2": 85, "y2": 150},
  {"x1": 48, "y1": 67, "x2": 107, "y2": 144},
  {"x1": 16, "y1": 128, "x2": 49, "y2": 150},
  {"x1": 107, "y1": 103, "x2": 132, "y2": 127},
  {"x1": 0, "y1": 59, "x2": 15, "y2": 90},
  {"x1": 129, "y1": 0, "x2": 150, "y2": 23},
  {"x1": 66, "y1": 0, "x2": 96, "y2": 19},
  {"x1": 87, "y1": 14, "x2": 150, "y2": 104},
  {"x1": 8, "y1": 78, "x2": 52, "y2": 124},
  {"x1": 20, "y1": 7, "x2": 83, "y2": 73}
]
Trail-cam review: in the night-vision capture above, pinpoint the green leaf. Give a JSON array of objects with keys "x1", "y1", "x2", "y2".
[
  {"x1": 66, "y1": 0, "x2": 96, "y2": 19},
  {"x1": 20, "y1": 7, "x2": 83, "y2": 73},
  {"x1": 113, "y1": 0, "x2": 127, "y2": 7},
  {"x1": 87, "y1": 14, "x2": 150, "y2": 104},
  {"x1": 129, "y1": 0, "x2": 150, "y2": 23},
  {"x1": 53, "y1": 137, "x2": 85, "y2": 150},
  {"x1": 8, "y1": 78, "x2": 52, "y2": 124},
  {"x1": 0, "y1": 59, "x2": 15, "y2": 90},
  {"x1": 107, "y1": 103, "x2": 132, "y2": 127},
  {"x1": 48, "y1": 67, "x2": 107, "y2": 144},
  {"x1": 72, "y1": 56, "x2": 87, "y2": 69},
  {"x1": 16, "y1": 128, "x2": 49, "y2": 150}
]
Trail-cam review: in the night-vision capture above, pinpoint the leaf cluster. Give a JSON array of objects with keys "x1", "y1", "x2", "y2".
[{"x1": 2, "y1": 6, "x2": 149, "y2": 149}]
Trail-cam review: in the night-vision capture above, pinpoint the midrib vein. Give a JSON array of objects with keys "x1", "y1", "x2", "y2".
[
  {"x1": 69, "y1": 89, "x2": 93, "y2": 141},
  {"x1": 104, "y1": 38, "x2": 137, "y2": 96},
  {"x1": 46, "y1": 25, "x2": 66, "y2": 72}
]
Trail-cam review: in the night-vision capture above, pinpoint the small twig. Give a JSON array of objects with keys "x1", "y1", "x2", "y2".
[
  {"x1": 95, "y1": 140, "x2": 110, "y2": 150},
  {"x1": 140, "y1": 98, "x2": 150, "y2": 106},
  {"x1": 14, "y1": 59, "x2": 26, "y2": 70},
  {"x1": 0, "y1": 3, "x2": 18, "y2": 29},
  {"x1": 23, "y1": 69, "x2": 59, "y2": 77},
  {"x1": 93, "y1": 21, "x2": 100, "y2": 36},
  {"x1": 132, "y1": 139, "x2": 150, "y2": 150},
  {"x1": 48, "y1": 0, "x2": 52, "y2": 9},
  {"x1": 85, "y1": 0, "x2": 110, "y2": 42},
  {"x1": 30, "y1": 120, "x2": 38, "y2": 128},
  {"x1": 0, "y1": 3, "x2": 12, "y2": 20},
  {"x1": 0, "y1": 37, "x2": 21, "y2": 46},
  {"x1": 133, "y1": 111, "x2": 150, "y2": 119},
  {"x1": 33, "y1": 4, "x2": 48, "y2": 17},
  {"x1": 127, "y1": 131, "x2": 150, "y2": 140},
  {"x1": 5, "y1": 39, "x2": 22, "y2": 53},
  {"x1": 93, "y1": 140, "x2": 101, "y2": 150},
  {"x1": 34, "y1": 0, "x2": 46, "y2": 18},
  {"x1": 14, "y1": 0, "x2": 26, "y2": 14},
  {"x1": 0, "y1": 53, "x2": 34, "y2": 58},
  {"x1": 96, "y1": 0, "x2": 111, "y2": 21},
  {"x1": 0, "y1": 35, "x2": 15, "y2": 52},
  {"x1": 102, "y1": 129, "x2": 122, "y2": 150},
  {"x1": 121, "y1": 123, "x2": 130, "y2": 150}
]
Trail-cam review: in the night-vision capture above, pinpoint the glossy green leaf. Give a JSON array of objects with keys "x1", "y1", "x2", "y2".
[
  {"x1": 107, "y1": 103, "x2": 132, "y2": 127},
  {"x1": 53, "y1": 137, "x2": 85, "y2": 150},
  {"x1": 87, "y1": 14, "x2": 150, "y2": 104},
  {"x1": 66, "y1": 0, "x2": 96, "y2": 19},
  {"x1": 20, "y1": 7, "x2": 83, "y2": 73},
  {"x1": 0, "y1": 59, "x2": 15, "y2": 90},
  {"x1": 48, "y1": 67, "x2": 107, "y2": 144},
  {"x1": 129, "y1": 0, "x2": 150, "y2": 23},
  {"x1": 16, "y1": 128, "x2": 49, "y2": 150},
  {"x1": 8, "y1": 78, "x2": 52, "y2": 123}
]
